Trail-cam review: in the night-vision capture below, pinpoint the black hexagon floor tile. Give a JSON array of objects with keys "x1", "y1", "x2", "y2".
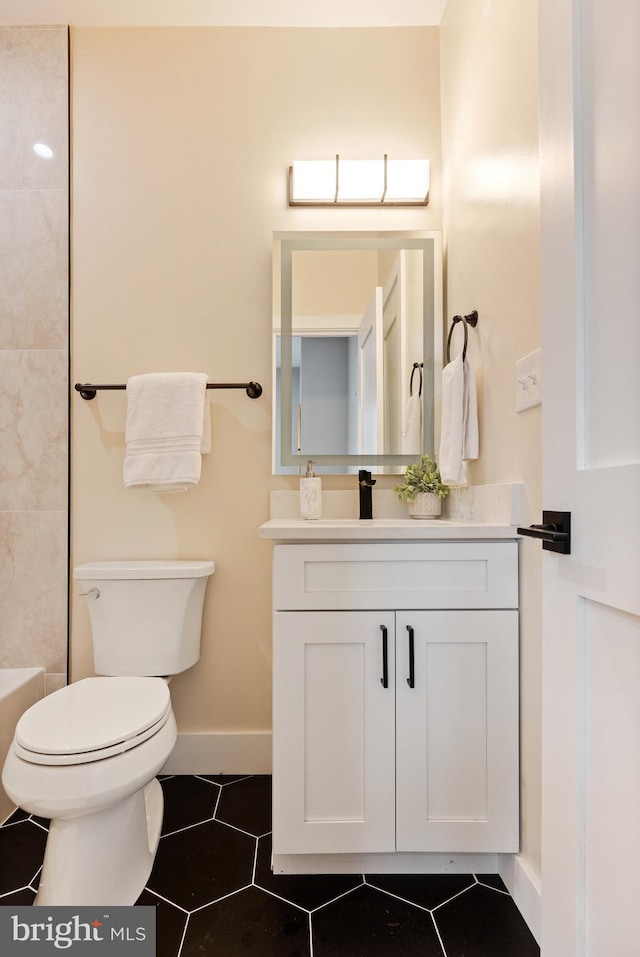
[
  {"x1": 0, "y1": 775, "x2": 539, "y2": 957},
  {"x1": 365, "y1": 872, "x2": 475, "y2": 910},
  {"x1": 136, "y1": 889, "x2": 188, "y2": 957},
  {"x1": 215, "y1": 774, "x2": 272, "y2": 837},
  {"x1": 159, "y1": 775, "x2": 220, "y2": 834},
  {"x1": 312, "y1": 883, "x2": 442, "y2": 957},
  {"x1": 434, "y1": 882, "x2": 539, "y2": 957},
  {"x1": 0, "y1": 821, "x2": 48, "y2": 896},
  {"x1": 256, "y1": 834, "x2": 363, "y2": 911},
  {"x1": 182, "y1": 885, "x2": 310, "y2": 957},
  {"x1": 147, "y1": 818, "x2": 255, "y2": 911}
]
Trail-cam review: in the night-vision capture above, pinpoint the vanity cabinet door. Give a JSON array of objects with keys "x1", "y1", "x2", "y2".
[
  {"x1": 273, "y1": 611, "x2": 396, "y2": 855},
  {"x1": 395, "y1": 610, "x2": 519, "y2": 853}
]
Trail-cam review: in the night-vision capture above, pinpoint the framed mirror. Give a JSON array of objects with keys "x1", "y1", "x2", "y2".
[{"x1": 273, "y1": 231, "x2": 443, "y2": 474}]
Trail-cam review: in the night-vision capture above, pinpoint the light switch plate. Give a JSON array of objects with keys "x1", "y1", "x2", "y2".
[{"x1": 515, "y1": 348, "x2": 541, "y2": 412}]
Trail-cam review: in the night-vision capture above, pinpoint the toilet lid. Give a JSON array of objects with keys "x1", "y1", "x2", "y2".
[{"x1": 14, "y1": 677, "x2": 171, "y2": 765}]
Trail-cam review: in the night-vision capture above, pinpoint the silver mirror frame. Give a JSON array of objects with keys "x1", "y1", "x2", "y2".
[{"x1": 275, "y1": 230, "x2": 443, "y2": 472}]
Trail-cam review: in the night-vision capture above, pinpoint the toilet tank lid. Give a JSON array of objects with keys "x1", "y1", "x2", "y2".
[{"x1": 73, "y1": 560, "x2": 215, "y2": 580}]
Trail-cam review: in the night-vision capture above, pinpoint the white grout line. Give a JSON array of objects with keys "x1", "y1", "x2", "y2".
[
  {"x1": 308, "y1": 911, "x2": 314, "y2": 957},
  {"x1": 431, "y1": 882, "x2": 476, "y2": 913},
  {"x1": 309, "y1": 882, "x2": 363, "y2": 914},
  {"x1": 0, "y1": 884, "x2": 31, "y2": 899},
  {"x1": 431, "y1": 910, "x2": 449, "y2": 957},
  {"x1": 194, "y1": 774, "x2": 253, "y2": 787},
  {"x1": 175, "y1": 912, "x2": 190, "y2": 957},
  {"x1": 142, "y1": 886, "x2": 190, "y2": 914},
  {"x1": 472, "y1": 873, "x2": 510, "y2": 895},
  {"x1": 214, "y1": 818, "x2": 263, "y2": 841},
  {"x1": 30, "y1": 819, "x2": 49, "y2": 833},
  {"x1": 188, "y1": 883, "x2": 253, "y2": 915},
  {"x1": 251, "y1": 837, "x2": 259, "y2": 884},
  {"x1": 160, "y1": 814, "x2": 259, "y2": 842},
  {"x1": 29, "y1": 865, "x2": 43, "y2": 891},
  {"x1": 212, "y1": 784, "x2": 223, "y2": 818},
  {"x1": 160, "y1": 819, "x2": 218, "y2": 839},
  {"x1": 362, "y1": 881, "x2": 433, "y2": 915},
  {"x1": 254, "y1": 884, "x2": 312, "y2": 914}
]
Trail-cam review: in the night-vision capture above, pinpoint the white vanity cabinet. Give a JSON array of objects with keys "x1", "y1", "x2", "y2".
[{"x1": 271, "y1": 539, "x2": 520, "y2": 862}]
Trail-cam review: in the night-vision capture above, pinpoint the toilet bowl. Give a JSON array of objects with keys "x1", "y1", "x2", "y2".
[
  {"x1": 1, "y1": 560, "x2": 214, "y2": 906},
  {"x1": 2, "y1": 677, "x2": 177, "y2": 906}
]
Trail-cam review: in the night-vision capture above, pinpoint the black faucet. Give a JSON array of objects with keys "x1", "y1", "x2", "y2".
[{"x1": 358, "y1": 470, "x2": 376, "y2": 520}]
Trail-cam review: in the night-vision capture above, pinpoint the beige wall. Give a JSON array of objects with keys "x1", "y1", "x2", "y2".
[
  {"x1": 0, "y1": 26, "x2": 68, "y2": 695},
  {"x1": 70, "y1": 27, "x2": 442, "y2": 738},
  {"x1": 291, "y1": 250, "x2": 378, "y2": 317},
  {"x1": 440, "y1": 0, "x2": 542, "y2": 882}
]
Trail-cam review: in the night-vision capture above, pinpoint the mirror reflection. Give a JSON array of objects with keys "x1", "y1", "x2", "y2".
[{"x1": 273, "y1": 232, "x2": 442, "y2": 474}]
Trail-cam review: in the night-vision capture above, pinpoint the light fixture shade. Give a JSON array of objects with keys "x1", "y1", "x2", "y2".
[
  {"x1": 288, "y1": 155, "x2": 429, "y2": 206},
  {"x1": 337, "y1": 159, "x2": 385, "y2": 202},
  {"x1": 290, "y1": 160, "x2": 336, "y2": 203},
  {"x1": 385, "y1": 159, "x2": 430, "y2": 202}
]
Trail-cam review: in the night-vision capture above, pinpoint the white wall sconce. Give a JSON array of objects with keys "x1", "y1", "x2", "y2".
[{"x1": 288, "y1": 155, "x2": 430, "y2": 207}]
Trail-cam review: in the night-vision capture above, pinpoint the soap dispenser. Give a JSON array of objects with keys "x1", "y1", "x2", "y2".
[{"x1": 300, "y1": 460, "x2": 322, "y2": 521}]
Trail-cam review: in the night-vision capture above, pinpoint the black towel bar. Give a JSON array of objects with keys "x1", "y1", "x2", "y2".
[
  {"x1": 74, "y1": 381, "x2": 263, "y2": 401},
  {"x1": 446, "y1": 310, "x2": 478, "y2": 363}
]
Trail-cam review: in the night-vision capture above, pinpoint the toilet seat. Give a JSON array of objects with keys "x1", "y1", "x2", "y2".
[{"x1": 13, "y1": 677, "x2": 172, "y2": 767}]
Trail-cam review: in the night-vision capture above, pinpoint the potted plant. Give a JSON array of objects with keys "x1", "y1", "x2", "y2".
[{"x1": 394, "y1": 454, "x2": 449, "y2": 519}]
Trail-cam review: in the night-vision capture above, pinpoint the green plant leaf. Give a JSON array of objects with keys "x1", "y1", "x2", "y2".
[{"x1": 393, "y1": 454, "x2": 449, "y2": 502}]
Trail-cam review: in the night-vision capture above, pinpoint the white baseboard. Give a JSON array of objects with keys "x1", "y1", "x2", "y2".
[
  {"x1": 161, "y1": 731, "x2": 272, "y2": 775},
  {"x1": 499, "y1": 853, "x2": 541, "y2": 945}
]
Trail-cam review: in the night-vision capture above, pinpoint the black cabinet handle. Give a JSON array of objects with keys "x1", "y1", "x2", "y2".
[
  {"x1": 380, "y1": 625, "x2": 388, "y2": 689},
  {"x1": 406, "y1": 625, "x2": 415, "y2": 688},
  {"x1": 517, "y1": 510, "x2": 571, "y2": 554}
]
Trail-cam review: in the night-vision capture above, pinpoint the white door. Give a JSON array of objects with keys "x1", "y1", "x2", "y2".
[
  {"x1": 382, "y1": 261, "x2": 403, "y2": 455},
  {"x1": 357, "y1": 287, "x2": 384, "y2": 455},
  {"x1": 382, "y1": 250, "x2": 426, "y2": 457},
  {"x1": 395, "y1": 611, "x2": 519, "y2": 853},
  {"x1": 272, "y1": 611, "x2": 396, "y2": 855},
  {"x1": 539, "y1": 2, "x2": 640, "y2": 954}
]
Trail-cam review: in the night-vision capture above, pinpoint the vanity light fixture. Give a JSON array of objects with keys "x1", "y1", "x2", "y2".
[{"x1": 288, "y1": 155, "x2": 430, "y2": 207}]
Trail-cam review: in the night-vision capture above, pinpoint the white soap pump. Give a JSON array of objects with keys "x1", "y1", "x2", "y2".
[{"x1": 300, "y1": 460, "x2": 322, "y2": 521}]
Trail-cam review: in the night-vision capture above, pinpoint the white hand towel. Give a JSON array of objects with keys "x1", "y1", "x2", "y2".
[
  {"x1": 439, "y1": 356, "x2": 479, "y2": 486},
  {"x1": 464, "y1": 359, "x2": 479, "y2": 461},
  {"x1": 124, "y1": 372, "x2": 209, "y2": 492},
  {"x1": 401, "y1": 392, "x2": 423, "y2": 455}
]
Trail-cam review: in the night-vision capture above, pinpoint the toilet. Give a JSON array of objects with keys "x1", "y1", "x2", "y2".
[{"x1": 2, "y1": 559, "x2": 214, "y2": 907}]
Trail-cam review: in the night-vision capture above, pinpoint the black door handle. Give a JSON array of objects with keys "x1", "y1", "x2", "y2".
[
  {"x1": 517, "y1": 510, "x2": 571, "y2": 554},
  {"x1": 380, "y1": 625, "x2": 388, "y2": 688},
  {"x1": 406, "y1": 625, "x2": 415, "y2": 688}
]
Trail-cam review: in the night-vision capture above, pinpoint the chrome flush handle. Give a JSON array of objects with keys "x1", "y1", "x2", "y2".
[{"x1": 78, "y1": 588, "x2": 100, "y2": 599}]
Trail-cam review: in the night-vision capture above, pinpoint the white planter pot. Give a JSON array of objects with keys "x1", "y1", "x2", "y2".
[{"x1": 407, "y1": 492, "x2": 443, "y2": 519}]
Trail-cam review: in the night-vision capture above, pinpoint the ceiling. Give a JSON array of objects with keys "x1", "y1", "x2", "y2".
[{"x1": 0, "y1": 0, "x2": 448, "y2": 27}]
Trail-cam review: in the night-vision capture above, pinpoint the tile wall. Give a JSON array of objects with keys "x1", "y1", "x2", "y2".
[{"x1": 0, "y1": 26, "x2": 69, "y2": 692}]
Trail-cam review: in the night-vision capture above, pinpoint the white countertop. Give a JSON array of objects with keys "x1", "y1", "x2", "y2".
[{"x1": 259, "y1": 518, "x2": 520, "y2": 543}]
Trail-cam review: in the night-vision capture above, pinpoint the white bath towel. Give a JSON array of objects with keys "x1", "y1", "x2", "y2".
[
  {"x1": 401, "y1": 392, "x2": 423, "y2": 455},
  {"x1": 124, "y1": 372, "x2": 210, "y2": 492},
  {"x1": 438, "y1": 355, "x2": 479, "y2": 486}
]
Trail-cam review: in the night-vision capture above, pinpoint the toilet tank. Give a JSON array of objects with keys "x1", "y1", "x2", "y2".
[{"x1": 73, "y1": 561, "x2": 215, "y2": 677}]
